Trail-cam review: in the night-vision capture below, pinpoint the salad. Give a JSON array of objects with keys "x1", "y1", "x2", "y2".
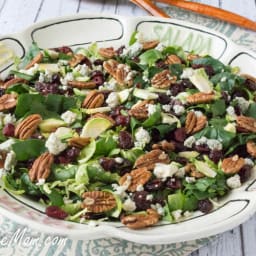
[{"x1": 0, "y1": 32, "x2": 256, "y2": 229}]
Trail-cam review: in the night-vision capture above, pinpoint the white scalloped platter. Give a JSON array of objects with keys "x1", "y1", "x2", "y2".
[{"x1": 0, "y1": 14, "x2": 256, "y2": 245}]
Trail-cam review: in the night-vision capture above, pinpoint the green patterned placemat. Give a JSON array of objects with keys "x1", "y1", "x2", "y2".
[{"x1": 0, "y1": 7, "x2": 255, "y2": 256}]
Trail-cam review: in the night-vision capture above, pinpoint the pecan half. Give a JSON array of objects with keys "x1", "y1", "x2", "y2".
[
  {"x1": 121, "y1": 209, "x2": 159, "y2": 229},
  {"x1": 246, "y1": 141, "x2": 256, "y2": 158},
  {"x1": 15, "y1": 114, "x2": 42, "y2": 139},
  {"x1": 142, "y1": 40, "x2": 159, "y2": 50},
  {"x1": 25, "y1": 52, "x2": 43, "y2": 69},
  {"x1": 119, "y1": 167, "x2": 152, "y2": 192},
  {"x1": 236, "y1": 115, "x2": 256, "y2": 133},
  {"x1": 151, "y1": 70, "x2": 177, "y2": 89},
  {"x1": 68, "y1": 80, "x2": 97, "y2": 89},
  {"x1": 29, "y1": 152, "x2": 54, "y2": 182},
  {"x1": 221, "y1": 155, "x2": 245, "y2": 174},
  {"x1": 165, "y1": 54, "x2": 182, "y2": 65},
  {"x1": 185, "y1": 111, "x2": 207, "y2": 134},
  {"x1": 69, "y1": 54, "x2": 86, "y2": 68},
  {"x1": 115, "y1": 63, "x2": 133, "y2": 87},
  {"x1": 3, "y1": 78, "x2": 26, "y2": 89},
  {"x1": 0, "y1": 94, "x2": 17, "y2": 111},
  {"x1": 128, "y1": 100, "x2": 153, "y2": 120},
  {"x1": 82, "y1": 90, "x2": 105, "y2": 108},
  {"x1": 82, "y1": 191, "x2": 116, "y2": 213},
  {"x1": 98, "y1": 47, "x2": 116, "y2": 58},
  {"x1": 103, "y1": 59, "x2": 119, "y2": 77},
  {"x1": 68, "y1": 137, "x2": 91, "y2": 149},
  {"x1": 187, "y1": 92, "x2": 215, "y2": 104},
  {"x1": 184, "y1": 163, "x2": 204, "y2": 178},
  {"x1": 152, "y1": 140, "x2": 175, "y2": 152},
  {"x1": 134, "y1": 149, "x2": 170, "y2": 170},
  {"x1": 187, "y1": 53, "x2": 200, "y2": 61}
]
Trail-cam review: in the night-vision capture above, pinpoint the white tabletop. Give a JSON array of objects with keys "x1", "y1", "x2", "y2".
[{"x1": 0, "y1": 1, "x2": 255, "y2": 256}]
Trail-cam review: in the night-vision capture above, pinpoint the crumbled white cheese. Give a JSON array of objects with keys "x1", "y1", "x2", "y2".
[
  {"x1": 115, "y1": 157, "x2": 124, "y2": 164},
  {"x1": 244, "y1": 158, "x2": 254, "y2": 166},
  {"x1": 175, "y1": 92, "x2": 189, "y2": 104},
  {"x1": 224, "y1": 123, "x2": 236, "y2": 133},
  {"x1": 73, "y1": 64, "x2": 90, "y2": 76},
  {"x1": 121, "y1": 42, "x2": 143, "y2": 57},
  {"x1": 193, "y1": 110, "x2": 203, "y2": 117},
  {"x1": 175, "y1": 167, "x2": 186, "y2": 178},
  {"x1": 155, "y1": 42, "x2": 165, "y2": 52},
  {"x1": 172, "y1": 209, "x2": 183, "y2": 221},
  {"x1": 45, "y1": 133, "x2": 68, "y2": 155},
  {"x1": 61, "y1": 110, "x2": 77, "y2": 125},
  {"x1": 220, "y1": 76, "x2": 227, "y2": 82},
  {"x1": 0, "y1": 139, "x2": 15, "y2": 151},
  {"x1": 151, "y1": 203, "x2": 165, "y2": 215},
  {"x1": 184, "y1": 136, "x2": 196, "y2": 148},
  {"x1": 146, "y1": 194, "x2": 153, "y2": 201},
  {"x1": 3, "y1": 113, "x2": 16, "y2": 126},
  {"x1": 173, "y1": 105, "x2": 185, "y2": 116},
  {"x1": 147, "y1": 104, "x2": 157, "y2": 116},
  {"x1": 99, "y1": 79, "x2": 118, "y2": 91},
  {"x1": 207, "y1": 139, "x2": 223, "y2": 151},
  {"x1": 195, "y1": 136, "x2": 208, "y2": 146},
  {"x1": 185, "y1": 177, "x2": 196, "y2": 183},
  {"x1": 136, "y1": 184, "x2": 144, "y2": 191},
  {"x1": 106, "y1": 92, "x2": 120, "y2": 108},
  {"x1": 235, "y1": 97, "x2": 250, "y2": 113},
  {"x1": 0, "y1": 168, "x2": 6, "y2": 178},
  {"x1": 226, "y1": 106, "x2": 236, "y2": 119},
  {"x1": 183, "y1": 211, "x2": 192, "y2": 218},
  {"x1": 19, "y1": 63, "x2": 39, "y2": 76},
  {"x1": 226, "y1": 174, "x2": 241, "y2": 189},
  {"x1": 134, "y1": 127, "x2": 151, "y2": 148},
  {"x1": 162, "y1": 104, "x2": 171, "y2": 112},
  {"x1": 180, "y1": 68, "x2": 194, "y2": 79},
  {"x1": 36, "y1": 178, "x2": 46, "y2": 186},
  {"x1": 38, "y1": 69, "x2": 54, "y2": 83},
  {"x1": 58, "y1": 59, "x2": 69, "y2": 66},
  {"x1": 153, "y1": 163, "x2": 179, "y2": 180},
  {"x1": 122, "y1": 197, "x2": 136, "y2": 212},
  {"x1": 125, "y1": 71, "x2": 136, "y2": 83},
  {"x1": 4, "y1": 151, "x2": 16, "y2": 170},
  {"x1": 60, "y1": 72, "x2": 74, "y2": 86},
  {"x1": 112, "y1": 175, "x2": 131, "y2": 198},
  {"x1": 166, "y1": 90, "x2": 171, "y2": 96}
]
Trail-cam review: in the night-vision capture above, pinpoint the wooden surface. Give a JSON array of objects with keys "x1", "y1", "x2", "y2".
[{"x1": 0, "y1": 1, "x2": 255, "y2": 255}]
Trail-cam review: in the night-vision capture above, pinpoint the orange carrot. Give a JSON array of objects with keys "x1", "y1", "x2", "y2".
[
  {"x1": 156, "y1": 0, "x2": 256, "y2": 31},
  {"x1": 130, "y1": 0, "x2": 170, "y2": 18}
]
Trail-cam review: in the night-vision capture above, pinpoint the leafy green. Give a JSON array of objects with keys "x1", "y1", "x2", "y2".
[
  {"x1": 6, "y1": 83, "x2": 33, "y2": 94},
  {"x1": 2, "y1": 173, "x2": 25, "y2": 194},
  {"x1": 42, "y1": 188, "x2": 64, "y2": 206},
  {"x1": 61, "y1": 202, "x2": 82, "y2": 215},
  {"x1": 139, "y1": 49, "x2": 163, "y2": 66},
  {"x1": 94, "y1": 135, "x2": 117, "y2": 156},
  {"x1": 130, "y1": 117, "x2": 141, "y2": 135},
  {"x1": 121, "y1": 148, "x2": 144, "y2": 163},
  {"x1": 169, "y1": 64, "x2": 183, "y2": 79},
  {"x1": 20, "y1": 173, "x2": 42, "y2": 196},
  {"x1": 210, "y1": 99, "x2": 226, "y2": 117},
  {"x1": 12, "y1": 139, "x2": 46, "y2": 161},
  {"x1": 129, "y1": 31, "x2": 138, "y2": 46},
  {"x1": 246, "y1": 102, "x2": 256, "y2": 118},
  {"x1": 142, "y1": 105, "x2": 161, "y2": 128},
  {"x1": 152, "y1": 123, "x2": 176, "y2": 138},
  {"x1": 51, "y1": 165, "x2": 77, "y2": 181},
  {"x1": 10, "y1": 70, "x2": 35, "y2": 81},
  {"x1": 162, "y1": 46, "x2": 185, "y2": 59}
]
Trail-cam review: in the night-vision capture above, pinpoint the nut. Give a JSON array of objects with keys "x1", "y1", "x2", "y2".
[
  {"x1": 152, "y1": 140, "x2": 175, "y2": 152},
  {"x1": 68, "y1": 137, "x2": 91, "y2": 149},
  {"x1": 0, "y1": 94, "x2": 17, "y2": 111},
  {"x1": 98, "y1": 47, "x2": 116, "y2": 58},
  {"x1": 82, "y1": 90, "x2": 105, "y2": 108},
  {"x1": 165, "y1": 54, "x2": 182, "y2": 65},
  {"x1": 68, "y1": 80, "x2": 97, "y2": 89},
  {"x1": 187, "y1": 92, "x2": 215, "y2": 104},
  {"x1": 142, "y1": 40, "x2": 159, "y2": 50},
  {"x1": 246, "y1": 141, "x2": 256, "y2": 158},
  {"x1": 25, "y1": 52, "x2": 44, "y2": 69},
  {"x1": 3, "y1": 78, "x2": 26, "y2": 89},
  {"x1": 185, "y1": 111, "x2": 207, "y2": 134},
  {"x1": 134, "y1": 149, "x2": 170, "y2": 170},
  {"x1": 187, "y1": 53, "x2": 200, "y2": 61},
  {"x1": 240, "y1": 74, "x2": 256, "y2": 83},
  {"x1": 29, "y1": 152, "x2": 54, "y2": 182},
  {"x1": 115, "y1": 63, "x2": 133, "y2": 87},
  {"x1": 151, "y1": 70, "x2": 176, "y2": 89},
  {"x1": 121, "y1": 209, "x2": 159, "y2": 229},
  {"x1": 103, "y1": 59, "x2": 119, "y2": 77},
  {"x1": 184, "y1": 163, "x2": 204, "y2": 178},
  {"x1": 69, "y1": 54, "x2": 86, "y2": 68},
  {"x1": 128, "y1": 100, "x2": 153, "y2": 120},
  {"x1": 221, "y1": 155, "x2": 245, "y2": 174},
  {"x1": 236, "y1": 115, "x2": 256, "y2": 133},
  {"x1": 15, "y1": 114, "x2": 42, "y2": 139},
  {"x1": 82, "y1": 191, "x2": 116, "y2": 213},
  {"x1": 119, "y1": 167, "x2": 152, "y2": 192}
]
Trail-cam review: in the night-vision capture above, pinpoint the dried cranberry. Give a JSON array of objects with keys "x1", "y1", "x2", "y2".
[
  {"x1": 221, "y1": 91, "x2": 230, "y2": 104},
  {"x1": 232, "y1": 91, "x2": 248, "y2": 100},
  {"x1": 135, "y1": 83, "x2": 142, "y2": 88},
  {"x1": 157, "y1": 93, "x2": 170, "y2": 104},
  {"x1": 118, "y1": 131, "x2": 134, "y2": 149},
  {"x1": 145, "y1": 179, "x2": 164, "y2": 191},
  {"x1": 83, "y1": 212, "x2": 106, "y2": 220},
  {"x1": 209, "y1": 150, "x2": 223, "y2": 164},
  {"x1": 66, "y1": 147, "x2": 80, "y2": 159},
  {"x1": 115, "y1": 115, "x2": 130, "y2": 127},
  {"x1": 56, "y1": 147, "x2": 80, "y2": 164},
  {"x1": 170, "y1": 83, "x2": 185, "y2": 96},
  {"x1": 53, "y1": 46, "x2": 73, "y2": 54},
  {"x1": 116, "y1": 158, "x2": 133, "y2": 176},
  {"x1": 133, "y1": 191, "x2": 152, "y2": 210},
  {"x1": 175, "y1": 156, "x2": 188, "y2": 165},
  {"x1": 131, "y1": 56, "x2": 140, "y2": 63},
  {"x1": 46, "y1": 206, "x2": 68, "y2": 219},
  {"x1": 234, "y1": 105, "x2": 242, "y2": 115},
  {"x1": 180, "y1": 79, "x2": 194, "y2": 89},
  {"x1": 156, "y1": 60, "x2": 167, "y2": 69},
  {"x1": 174, "y1": 141, "x2": 187, "y2": 152},
  {"x1": 198, "y1": 199, "x2": 213, "y2": 213},
  {"x1": 35, "y1": 82, "x2": 60, "y2": 95},
  {"x1": 99, "y1": 157, "x2": 116, "y2": 171},
  {"x1": 195, "y1": 144, "x2": 210, "y2": 153},
  {"x1": 110, "y1": 106, "x2": 124, "y2": 118},
  {"x1": 2, "y1": 123, "x2": 15, "y2": 137},
  {"x1": 150, "y1": 128, "x2": 160, "y2": 142},
  {"x1": 115, "y1": 45, "x2": 125, "y2": 56},
  {"x1": 152, "y1": 197, "x2": 165, "y2": 206},
  {"x1": 0, "y1": 88, "x2": 5, "y2": 97},
  {"x1": 174, "y1": 128, "x2": 187, "y2": 142},
  {"x1": 192, "y1": 64, "x2": 215, "y2": 77},
  {"x1": 93, "y1": 59, "x2": 104, "y2": 66},
  {"x1": 91, "y1": 71, "x2": 104, "y2": 86},
  {"x1": 166, "y1": 177, "x2": 182, "y2": 190},
  {"x1": 51, "y1": 74, "x2": 60, "y2": 84},
  {"x1": 239, "y1": 165, "x2": 252, "y2": 183},
  {"x1": 245, "y1": 78, "x2": 256, "y2": 91}
]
